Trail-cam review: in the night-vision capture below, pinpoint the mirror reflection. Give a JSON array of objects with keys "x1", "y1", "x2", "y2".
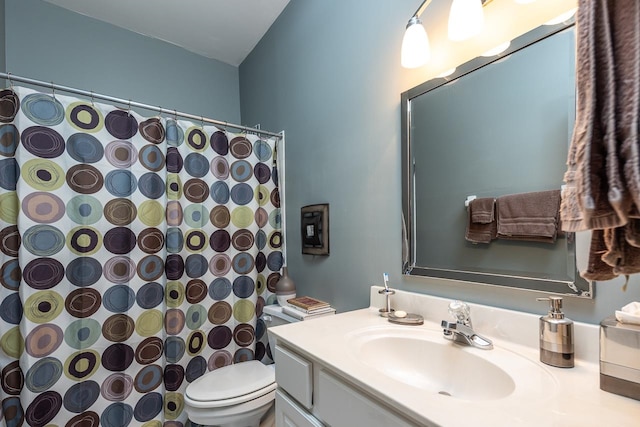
[{"x1": 401, "y1": 21, "x2": 592, "y2": 297}]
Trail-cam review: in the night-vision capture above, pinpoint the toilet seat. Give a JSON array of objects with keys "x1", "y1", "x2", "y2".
[{"x1": 185, "y1": 361, "x2": 276, "y2": 408}]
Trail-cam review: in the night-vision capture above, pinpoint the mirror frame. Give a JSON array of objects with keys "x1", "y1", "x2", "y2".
[{"x1": 401, "y1": 18, "x2": 593, "y2": 298}]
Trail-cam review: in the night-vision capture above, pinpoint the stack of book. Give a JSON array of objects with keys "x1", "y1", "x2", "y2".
[{"x1": 282, "y1": 296, "x2": 336, "y2": 321}]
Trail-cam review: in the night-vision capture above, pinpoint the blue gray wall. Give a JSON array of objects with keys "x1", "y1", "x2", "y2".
[
  {"x1": 3, "y1": 0, "x2": 240, "y2": 122},
  {"x1": 0, "y1": 0, "x2": 5, "y2": 80},
  {"x1": 4, "y1": 0, "x2": 639, "y2": 323},
  {"x1": 240, "y1": 0, "x2": 640, "y2": 324}
]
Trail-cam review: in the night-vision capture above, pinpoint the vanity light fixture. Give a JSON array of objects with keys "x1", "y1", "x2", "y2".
[
  {"x1": 401, "y1": 0, "x2": 492, "y2": 68},
  {"x1": 401, "y1": 14, "x2": 431, "y2": 68},
  {"x1": 448, "y1": 0, "x2": 486, "y2": 41}
]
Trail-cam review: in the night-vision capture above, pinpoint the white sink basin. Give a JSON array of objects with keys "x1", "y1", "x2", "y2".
[{"x1": 347, "y1": 326, "x2": 557, "y2": 402}]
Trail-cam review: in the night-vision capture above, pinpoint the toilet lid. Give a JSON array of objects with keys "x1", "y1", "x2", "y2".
[{"x1": 186, "y1": 361, "x2": 275, "y2": 402}]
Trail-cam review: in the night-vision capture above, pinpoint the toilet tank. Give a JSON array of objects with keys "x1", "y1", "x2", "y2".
[{"x1": 262, "y1": 305, "x2": 299, "y2": 353}]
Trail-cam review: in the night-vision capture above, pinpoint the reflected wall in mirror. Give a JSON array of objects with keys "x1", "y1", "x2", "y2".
[{"x1": 401, "y1": 20, "x2": 593, "y2": 298}]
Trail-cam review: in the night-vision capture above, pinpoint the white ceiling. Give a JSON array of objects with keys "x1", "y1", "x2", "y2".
[{"x1": 43, "y1": 0, "x2": 291, "y2": 67}]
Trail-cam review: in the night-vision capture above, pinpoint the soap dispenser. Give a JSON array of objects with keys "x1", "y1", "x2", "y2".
[{"x1": 537, "y1": 296, "x2": 574, "y2": 368}]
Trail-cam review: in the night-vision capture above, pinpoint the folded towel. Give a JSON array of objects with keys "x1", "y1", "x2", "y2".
[
  {"x1": 497, "y1": 190, "x2": 561, "y2": 243},
  {"x1": 465, "y1": 198, "x2": 496, "y2": 244},
  {"x1": 615, "y1": 301, "x2": 640, "y2": 325},
  {"x1": 470, "y1": 197, "x2": 495, "y2": 223}
]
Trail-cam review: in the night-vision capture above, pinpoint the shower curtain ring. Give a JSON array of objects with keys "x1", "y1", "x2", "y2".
[
  {"x1": 158, "y1": 106, "x2": 163, "y2": 119},
  {"x1": 127, "y1": 100, "x2": 132, "y2": 117},
  {"x1": 90, "y1": 91, "x2": 95, "y2": 107},
  {"x1": 201, "y1": 116, "x2": 205, "y2": 129},
  {"x1": 6, "y1": 73, "x2": 14, "y2": 90},
  {"x1": 174, "y1": 109, "x2": 178, "y2": 121},
  {"x1": 51, "y1": 82, "x2": 56, "y2": 100}
]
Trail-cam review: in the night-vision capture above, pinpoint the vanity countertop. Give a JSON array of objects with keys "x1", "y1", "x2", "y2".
[{"x1": 268, "y1": 287, "x2": 640, "y2": 427}]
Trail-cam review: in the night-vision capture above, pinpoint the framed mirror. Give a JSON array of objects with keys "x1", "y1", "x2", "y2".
[{"x1": 401, "y1": 19, "x2": 593, "y2": 298}]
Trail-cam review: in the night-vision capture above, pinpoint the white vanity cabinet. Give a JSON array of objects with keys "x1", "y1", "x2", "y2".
[
  {"x1": 275, "y1": 390, "x2": 323, "y2": 427},
  {"x1": 268, "y1": 290, "x2": 640, "y2": 427},
  {"x1": 274, "y1": 344, "x2": 418, "y2": 427}
]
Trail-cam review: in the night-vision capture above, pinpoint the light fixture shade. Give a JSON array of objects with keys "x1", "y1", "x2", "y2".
[
  {"x1": 401, "y1": 17, "x2": 430, "y2": 68},
  {"x1": 448, "y1": 0, "x2": 484, "y2": 41}
]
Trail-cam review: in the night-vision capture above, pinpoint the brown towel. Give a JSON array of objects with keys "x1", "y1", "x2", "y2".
[
  {"x1": 625, "y1": 219, "x2": 640, "y2": 247},
  {"x1": 581, "y1": 230, "x2": 617, "y2": 281},
  {"x1": 465, "y1": 198, "x2": 496, "y2": 244},
  {"x1": 497, "y1": 190, "x2": 561, "y2": 243},
  {"x1": 561, "y1": 0, "x2": 637, "y2": 232},
  {"x1": 582, "y1": 225, "x2": 640, "y2": 282},
  {"x1": 602, "y1": 227, "x2": 640, "y2": 276},
  {"x1": 561, "y1": 0, "x2": 640, "y2": 281},
  {"x1": 471, "y1": 198, "x2": 494, "y2": 223}
]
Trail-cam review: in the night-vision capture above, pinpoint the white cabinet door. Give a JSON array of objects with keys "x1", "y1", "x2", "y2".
[
  {"x1": 315, "y1": 370, "x2": 416, "y2": 427},
  {"x1": 276, "y1": 390, "x2": 324, "y2": 427},
  {"x1": 275, "y1": 345, "x2": 313, "y2": 409}
]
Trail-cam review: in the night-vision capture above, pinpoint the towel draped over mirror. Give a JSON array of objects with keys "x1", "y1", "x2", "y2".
[{"x1": 560, "y1": 0, "x2": 640, "y2": 281}]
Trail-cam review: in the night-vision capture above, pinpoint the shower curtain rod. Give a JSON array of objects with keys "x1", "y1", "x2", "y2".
[{"x1": 0, "y1": 72, "x2": 283, "y2": 139}]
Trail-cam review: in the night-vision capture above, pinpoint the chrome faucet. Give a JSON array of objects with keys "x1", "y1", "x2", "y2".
[{"x1": 441, "y1": 301, "x2": 493, "y2": 350}]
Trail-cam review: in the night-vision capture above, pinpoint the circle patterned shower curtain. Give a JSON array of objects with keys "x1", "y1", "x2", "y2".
[{"x1": 0, "y1": 86, "x2": 283, "y2": 426}]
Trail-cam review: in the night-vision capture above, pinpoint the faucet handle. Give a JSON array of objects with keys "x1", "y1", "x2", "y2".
[{"x1": 448, "y1": 300, "x2": 471, "y2": 324}]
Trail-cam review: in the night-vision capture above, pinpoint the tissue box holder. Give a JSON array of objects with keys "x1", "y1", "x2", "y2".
[{"x1": 600, "y1": 316, "x2": 640, "y2": 401}]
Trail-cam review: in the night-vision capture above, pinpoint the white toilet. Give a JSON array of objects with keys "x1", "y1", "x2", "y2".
[{"x1": 184, "y1": 305, "x2": 298, "y2": 427}]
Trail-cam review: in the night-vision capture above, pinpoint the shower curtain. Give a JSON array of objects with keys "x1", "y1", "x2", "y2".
[{"x1": 0, "y1": 86, "x2": 283, "y2": 426}]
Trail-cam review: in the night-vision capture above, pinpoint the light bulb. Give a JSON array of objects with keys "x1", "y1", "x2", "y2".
[
  {"x1": 401, "y1": 17, "x2": 430, "y2": 68},
  {"x1": 448, "y1": 0, "x2": 484, "y2": 41}
]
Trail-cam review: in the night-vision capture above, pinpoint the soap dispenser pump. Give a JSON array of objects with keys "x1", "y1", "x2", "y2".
[{"x1": 537, "y1": 296, "x2": 574, "y2": 368}]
